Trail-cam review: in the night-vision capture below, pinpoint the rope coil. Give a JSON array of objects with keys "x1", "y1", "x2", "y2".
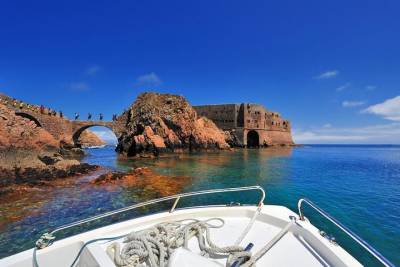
[{"x1": 106, "y1": 218, "x2": 251, "y2": 267}]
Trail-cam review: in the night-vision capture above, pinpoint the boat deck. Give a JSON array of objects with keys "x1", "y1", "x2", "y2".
[{"x1": 1, "y1": 205, "x2": 363, "y2": 267}]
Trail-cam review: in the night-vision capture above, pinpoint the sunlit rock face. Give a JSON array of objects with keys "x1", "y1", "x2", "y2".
[
  {"x1": 116, "y1": 92, "x2": 230, "y2": 157},
  {"x1": 78, "y1": 130, "x2": 106, "y2": 147},
  {"x1": 0, "y1": 104, "x2": 97, "y2": 186},
  {"x1": 0, "y1": 104, "x2": 59, "y2": 151}
]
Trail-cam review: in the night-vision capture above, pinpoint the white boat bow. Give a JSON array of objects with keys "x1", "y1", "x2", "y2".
[{"x1": 0, "y1": 186, "x2": 395, "y2": 267}]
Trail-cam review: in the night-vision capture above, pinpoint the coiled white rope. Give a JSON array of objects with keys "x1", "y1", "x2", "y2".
[{"x1": 106, "y1": 218, "x2": 251, "y2": 267}]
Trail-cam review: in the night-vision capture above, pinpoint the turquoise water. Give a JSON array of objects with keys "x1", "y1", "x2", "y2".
[{"x1": 0, "y1": 145, "x2": 399, "y2": 265}]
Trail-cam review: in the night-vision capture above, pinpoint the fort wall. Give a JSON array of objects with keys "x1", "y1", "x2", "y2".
[
  {"x1": 194, "y1": 103, "x2": 294, "y2": 147},
  {"x1": 194, "y1": 104, "x2": 238, "y2": 130}
]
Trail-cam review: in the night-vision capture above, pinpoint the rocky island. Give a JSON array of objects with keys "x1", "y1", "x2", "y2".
[
  {"x1": 116, "y1": 92, "x2": 294, "y2": 156},
  {"x1": 116, "y1": 92, "x2": 230, "y2": 157},
  {"x1": 78, "y1": 130, "x2": 106, "y2": 148}
]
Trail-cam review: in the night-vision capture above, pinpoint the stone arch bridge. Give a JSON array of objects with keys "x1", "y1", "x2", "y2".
[{"x1": 11, "y1": 109, "x2": 127, "y2": 147}]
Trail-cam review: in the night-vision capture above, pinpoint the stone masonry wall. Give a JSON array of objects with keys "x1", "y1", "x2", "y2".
[
  {"x1": 194, "y1": 102, "x2": 294, "y2": 146},
  {"x1": 194, "y1": 104, "x2": 238, "y2": 130}
]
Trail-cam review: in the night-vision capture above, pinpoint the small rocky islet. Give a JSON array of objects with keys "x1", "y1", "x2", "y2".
[{"x1": 0, "y1": 92, "x2": 294, "y2": 195}]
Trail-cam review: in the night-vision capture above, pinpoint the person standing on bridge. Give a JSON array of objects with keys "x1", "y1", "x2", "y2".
[
  {"x1": 99, "y1": 113, "x2": 103, "y2": 121},
  {"x1": 88, "y1": 113, "x2": 92, "y2": 120},
  {"x1": 75, "y1": 113, "x2": 79, "y2": 120}
]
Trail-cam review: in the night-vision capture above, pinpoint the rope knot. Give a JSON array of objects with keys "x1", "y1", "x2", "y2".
[{"x1": 35, "y1": 233, "x2": 55, "y2": 249}]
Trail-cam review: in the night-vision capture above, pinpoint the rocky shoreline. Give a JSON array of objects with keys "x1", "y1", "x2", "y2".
[
  {"x1": 0, "y1": 101, "x2": 101, "y2": 188},
  {"x1": 0, "y1": 147, "x2": 100, "y2": 189}
]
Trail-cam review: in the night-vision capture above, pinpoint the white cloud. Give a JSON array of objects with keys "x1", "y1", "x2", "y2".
[
  {"x1": 365, "y1": 85, "x2": 377, "y2": 91},
  {"x1": 136, "y1": 72, "x2": 162, "y2": 86},
  {"x1": 68, "y1": 82, "x2": 89, "y2": 91},
  {"x1": 342, "y1": 100, "x2": 365, "y2": 108},
  {"x1": 86, "y1": 65, "x2": 101, "y2": 76},
  {"x1": 336, "y1": 83, "x2": 351, "y2": 92},
  {"x1": 293, "y1": 123, "x2": 400, "y2": 144},
  {"x1": 314, "y1": 70, "x2": 339, "y2": 79},
  {"x1": 323, "y1": 123, "x2": 332, "y2": 128},
  {"x1": 363, "y1": 96, "x2": 400, "y2": 121}
]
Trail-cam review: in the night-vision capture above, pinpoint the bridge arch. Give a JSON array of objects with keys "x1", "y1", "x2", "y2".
[
  {"x1": 72, "y1": 124, "x2": 117, "y2": 147},
  {"x1": 15, "y1": 112, "x2": 42, "y2": 127},
  {"x1": 247, "y1": 130, "x2": 260, "y2": 148}
]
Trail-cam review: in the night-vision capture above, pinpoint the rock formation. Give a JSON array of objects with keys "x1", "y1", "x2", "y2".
[
  {"x1": 116, "y1": 93, "x2": 230, "y2": 156},
  {"x1": 0, "y1": 104, "x2": 97, "y2": 187},
  {"x1": 78, "y1": 130, "x2": 106, "y2": 147}
]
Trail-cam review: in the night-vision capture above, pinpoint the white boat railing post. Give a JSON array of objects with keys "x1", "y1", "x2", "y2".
[
  {"x1": 169, "y1": 196, "x2": 181, "y2": 213},
  {"x1": 297, "y1": 198, "x2": 395, "y2": 267}
]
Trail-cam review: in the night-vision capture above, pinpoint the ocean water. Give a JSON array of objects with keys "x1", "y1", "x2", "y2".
[{"x1": 0, "y1": 145, "x2": 399, "y2": 265}]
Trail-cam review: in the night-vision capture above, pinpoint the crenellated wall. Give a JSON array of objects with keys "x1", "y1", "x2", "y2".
[{"x1": 194, "y1": 103, "x2": 294, "y2": 147}]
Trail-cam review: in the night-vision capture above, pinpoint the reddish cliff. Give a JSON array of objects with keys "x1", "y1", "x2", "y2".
[
  {"x1": 0, "y1": 104, "x2": 97, "y2": 187},
  {"x1": 117, "y1": 92, "x2": 230, "y2": 156},
  {"x1": 0, "y1": 104, "x2": 58, "y2": 151},
  {"x1": 78, "y1": 130, "x2": 106, "y2": 147}
]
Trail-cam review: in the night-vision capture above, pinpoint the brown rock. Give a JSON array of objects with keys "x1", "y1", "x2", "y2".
[
  {"x1": 0, "y1": 104, "x2": 58, "y2": 151},
  {"x1": 78, "y1": 129, "x2": 106, "y2": 147},
  {"x1": 0, "y1": 103, "x2": 98, "y2": 186},
  {"x1": 116, "y1": 92, "x2": 230, "y2": 156}
]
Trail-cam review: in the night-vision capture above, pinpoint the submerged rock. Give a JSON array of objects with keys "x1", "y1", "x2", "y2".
[
  {"x1": 116, "y1": 92, "x2": 230, "y2": 157},
  {"x1": 91, "y1": 167, "x2": 191, "y2": 197}
]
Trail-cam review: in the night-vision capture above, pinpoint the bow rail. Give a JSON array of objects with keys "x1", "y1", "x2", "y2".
[
  {"x1": 36, "y1": 186, "x2": 265, "y2": 249},
  {"x1": 298, "y1": 198, "x2": 395, "y2": 267}
]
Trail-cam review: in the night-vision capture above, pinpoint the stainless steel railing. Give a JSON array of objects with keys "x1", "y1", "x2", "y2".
[
  {"x1": 36, "y1": 186, "x2": 265, "y2": 249},
  {"x1": 298, "y1": 198, "x2": 395, "y2": 267}
]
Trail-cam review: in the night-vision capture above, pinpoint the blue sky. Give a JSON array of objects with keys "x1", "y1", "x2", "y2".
[{"x1": 1, "y1": 0, "x2": 399, "y2": 144}]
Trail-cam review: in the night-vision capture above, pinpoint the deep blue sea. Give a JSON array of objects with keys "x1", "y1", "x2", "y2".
[{"x1": 0, "y1": 145, "x2": 399, "y2": 265}]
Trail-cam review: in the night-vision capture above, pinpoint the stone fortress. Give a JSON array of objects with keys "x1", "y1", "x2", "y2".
[{"x1": 193, "y1": 103, "x2": 294, "y2": 147}]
